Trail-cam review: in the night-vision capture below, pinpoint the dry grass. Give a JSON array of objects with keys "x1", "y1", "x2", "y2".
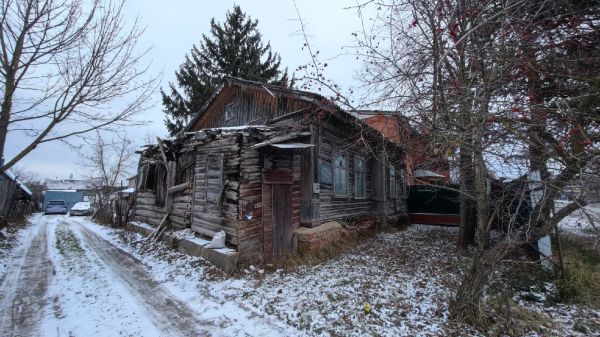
[
  {"x1": 556, "y1": 235, "x2": 600, "y2": 306},
  {"x1": 486, "y1": 295, "x2": 555, "y2": 337}
]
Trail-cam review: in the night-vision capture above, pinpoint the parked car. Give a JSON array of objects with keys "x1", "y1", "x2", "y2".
[
  {"x1": 69, "y1": 202, "x2": 93, "y2": 216},
  {"x1": 45, "y1": 200, "x2": 68, "y2": 215}
]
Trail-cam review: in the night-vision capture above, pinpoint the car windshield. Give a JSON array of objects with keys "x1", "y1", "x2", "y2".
[{"x1": 48, "y1": 201, "x2": 66, "y2": 205}]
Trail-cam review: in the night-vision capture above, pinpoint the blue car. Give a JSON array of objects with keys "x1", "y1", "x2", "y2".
[{"x1": 45, "y1": 200, "x2": 68, "y2": 215}]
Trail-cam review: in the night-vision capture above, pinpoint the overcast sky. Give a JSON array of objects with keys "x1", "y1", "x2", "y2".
[{"x1": 6, "y1": 0, "x2": 373, "y2": 181}]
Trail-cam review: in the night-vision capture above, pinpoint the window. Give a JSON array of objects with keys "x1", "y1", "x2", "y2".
[
  {"x1": 333, "y1": 151, "x2": 348, "y2": 196},
  {"x1": 389, "y1": 167, "x2": 397, "y2": 199},
  {"x1": 354, "y1": 156, "x2": 366, "y2": 199},
  {"x1": 175, "y1": 153, "x2": 194, "y2": 185},
  {"x1": 144, "y1": 163, "x2": 156, "y2": 191}
]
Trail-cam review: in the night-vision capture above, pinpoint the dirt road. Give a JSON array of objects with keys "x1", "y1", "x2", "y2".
[
  {"x1": 0, "y1": 214, "x2": 52, "y2": 337},
  {"x1": 74, "y1": 221, "x2": 212, "y2": 336},
  {"x1": 0, "y1": 215, "x2": 213, "y2": 337}
]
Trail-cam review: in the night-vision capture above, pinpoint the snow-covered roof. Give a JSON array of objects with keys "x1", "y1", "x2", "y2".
[
  {"x1": 44, "y1": 178, "x2": 102, "y2": 190},
  {"x1": 185, "y1": 125, "x2": 271, "y2": 135},
  {"x1": 3, "y1": 169, "x2": 32, "y2": 196},
  {"x1": 414, "y1": 169, "x2": 444, "y2": 178},
  {"x1": 44, "y1": 189, "x2": 78, "y2": 193}
]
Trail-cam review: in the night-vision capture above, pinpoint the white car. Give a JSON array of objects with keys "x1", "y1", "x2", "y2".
[{"x1": 69, "y1": 202, "x2": 94, "y2": 216}]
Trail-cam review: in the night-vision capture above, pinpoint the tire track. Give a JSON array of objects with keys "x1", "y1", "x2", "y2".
[
  {"x1": 74, "y1": 223, "x2": 212, "y2": 337},
  {"x1": 0, "y1": 218, "x2": 52, "y2": 337}
]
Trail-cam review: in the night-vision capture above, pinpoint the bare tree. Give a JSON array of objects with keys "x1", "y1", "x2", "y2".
[
  {"x1": 79, "y1": 131, "x2": 135, "y2": 223},
  {"x1": 351, "y1": 0, "x2": 600, "y2": 327},
  {"x1": 11, "y1": 164, "x2": 43, "y2": 210},
  {"x1": 0, "y1": 0, "x2": 156, "y2": 171}
]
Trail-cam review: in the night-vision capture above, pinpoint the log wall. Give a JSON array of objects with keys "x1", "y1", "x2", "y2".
[
  {"x1": 134, "y1": 191, "x2": 166, "y2": 227},
  {"x1": 318, "y1": 127, "x2": 375, "y2": 221},
  {"x1": 236, "y1": 137, "x2": 264, "y2": 265},
  {"x1": 190, "y1": 134, "x2": 242, "y2": 245}
]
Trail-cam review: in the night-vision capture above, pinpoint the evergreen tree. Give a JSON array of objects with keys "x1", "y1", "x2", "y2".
[{"x1": 161, "y1": 6, "x2": 286, "y2": 135}]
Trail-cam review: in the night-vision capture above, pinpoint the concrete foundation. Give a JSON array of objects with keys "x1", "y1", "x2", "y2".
[{"x1": 125, "y1": 221, "x2": 239, "y2": 273}]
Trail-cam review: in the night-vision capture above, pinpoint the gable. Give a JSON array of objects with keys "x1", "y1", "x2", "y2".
[{"x1": 187, "y1": 81, "x2": 314, "y2": 131}]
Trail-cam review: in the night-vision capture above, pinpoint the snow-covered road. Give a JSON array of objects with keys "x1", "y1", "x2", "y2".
[
  {"x1": 0, "y1": 215, "x2": 264, "y2": 337},
  {"x1": 0, "y1": 214, "x2": 52, "y2": 337}
]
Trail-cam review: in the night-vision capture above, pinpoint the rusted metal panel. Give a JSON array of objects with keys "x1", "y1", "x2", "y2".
[{"x1": 262, "y1": 169, "x2": 293, "y2": 185}]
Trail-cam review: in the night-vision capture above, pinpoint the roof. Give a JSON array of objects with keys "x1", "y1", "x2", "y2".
[
  {"x1": 181, "y1": 77, "x2": 405, "y2": 159},
  {"x1": 183, "y1": 77, "x2": 337, "y2": 133},
  {"x1": 3, "y1": 169, "x2": 32, "y2": 196},
  {"x1": 414, "y1": 169, "x2": 445, "y2": 178},
  {"x1": 44, "y1": 178, "x2": 103, "y2": 190},
  {"x1": 362, "y1": 114, "x2": 402, "y2": 144}
]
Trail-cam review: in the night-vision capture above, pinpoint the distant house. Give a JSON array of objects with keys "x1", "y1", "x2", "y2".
[
  {"x1": 131, "y1": 77, "x2": 408, "y2": 268},
  {"x1": 43, "y1": 178, "x2": 101, "y2": 211},
  {"x1": 560, "y1": 172, "x2": 600, "y2": 204},
  {"x1": 127, "y1": 175, "x2": 137, "y2": 188},
  {"x1": 355, "y1": 111, "x2": 451, "y2": 185},
  {"x1": 0, "y1": 170, "x2": 32, "y2": 220}
]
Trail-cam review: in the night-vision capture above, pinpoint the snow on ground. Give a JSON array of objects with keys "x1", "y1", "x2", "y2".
[
  {"x1": 75, "y1": 218, "x2": 290, "y2": 336},
  {"x1": 556, "y1": 201, "x2": 600, "y2": 237},
  {"x1": 78, "y1": 220, "x2": 470, "y2": 336},
  {"x1": 229, "y1": 226, "x2": 468, "y2": 336},
  {"x1": 85, "y1": 219, "x2": 600, "y2": 337},
  {"x1": 42, "y1": 219, "x2": 163, "y2": 337},
  {"x1": 3, "y1": 214, "x2": 600, "y2": 336},
  {"x1": 0, "y1": 213, "x2": 42, "y2": 277}
]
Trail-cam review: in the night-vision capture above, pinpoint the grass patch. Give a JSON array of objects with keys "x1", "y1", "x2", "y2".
[
  {"x1": 582, "y1": 227, "x2": 600, "y2": 235},
  {"x1": 55, "y1": 223, "x2": 84, "y2": 257},
  {"x1": 486, "y1": 296, "x2": 555, "y2": 336},
  {"x1": 556, "y1": 235, "x2": 600, "y2": 306}
]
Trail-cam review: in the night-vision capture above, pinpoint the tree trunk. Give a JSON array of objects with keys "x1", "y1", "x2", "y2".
[
  {"x1": 449, "y1": 243, "x2": 507, "y2": 325},
  {"x1": 458, "y1": 146, "x2": 476, "y2": 248}
]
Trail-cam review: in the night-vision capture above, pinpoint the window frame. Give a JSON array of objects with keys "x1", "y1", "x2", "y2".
[
  {"x1": 332, "y1": 149, "x2": 348, "y2": 197},
  {"x1": 354, "y1": 155, "x2": 366, "y2": 199}
]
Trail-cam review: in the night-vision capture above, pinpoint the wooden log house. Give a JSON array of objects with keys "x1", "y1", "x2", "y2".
[{"x1": 132, "y1": 77, "x2": 408, "y2": 266}]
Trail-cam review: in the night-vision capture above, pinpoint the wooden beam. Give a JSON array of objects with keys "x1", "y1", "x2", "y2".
[
  {"x1": 168, "y1": 182, "x2": 190, "y2": 195},
  {"x1": 146, "y1": 213, "x2": 169, "y2": 242},
  {"x1": 252, "y1": 131, "x2": 311, "y2": 148},
  {"x1": 156, "y1": 137, "x2": 168, "y2": 165},
  {"x1": 269, "y1": 107, "x2": 311, "y2": 124}
]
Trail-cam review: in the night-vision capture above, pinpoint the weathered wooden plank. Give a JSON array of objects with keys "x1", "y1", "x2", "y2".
[
  {"x1": 135, "y1": 204, "x2": 165, "y2": 212},
  {"x1": 262, "y1": 169, "x2": 293, "y2": 185},
  {"x1": 173, "y1": 195, "x2": 191, "y2": 204},
  {"x1": 135, "y1": 209, "x2": 166, "y2": 220},
  {"x1": 168, "y1": 182, "x2": 189, "y2": 195}
]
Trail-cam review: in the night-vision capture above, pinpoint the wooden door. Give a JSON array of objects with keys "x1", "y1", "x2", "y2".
[{"x1": 272, "y1": 184, "x2": 292, "y2": 259}]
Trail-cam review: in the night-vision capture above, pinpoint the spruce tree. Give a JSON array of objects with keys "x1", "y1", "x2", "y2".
[{"x1": 161, "y1": 6, "x2": 286, "y2": 135}]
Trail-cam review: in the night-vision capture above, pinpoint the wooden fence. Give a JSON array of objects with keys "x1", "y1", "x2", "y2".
[{"x1": 0, "y1": 172, "x2": 32, "y2": 221}]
